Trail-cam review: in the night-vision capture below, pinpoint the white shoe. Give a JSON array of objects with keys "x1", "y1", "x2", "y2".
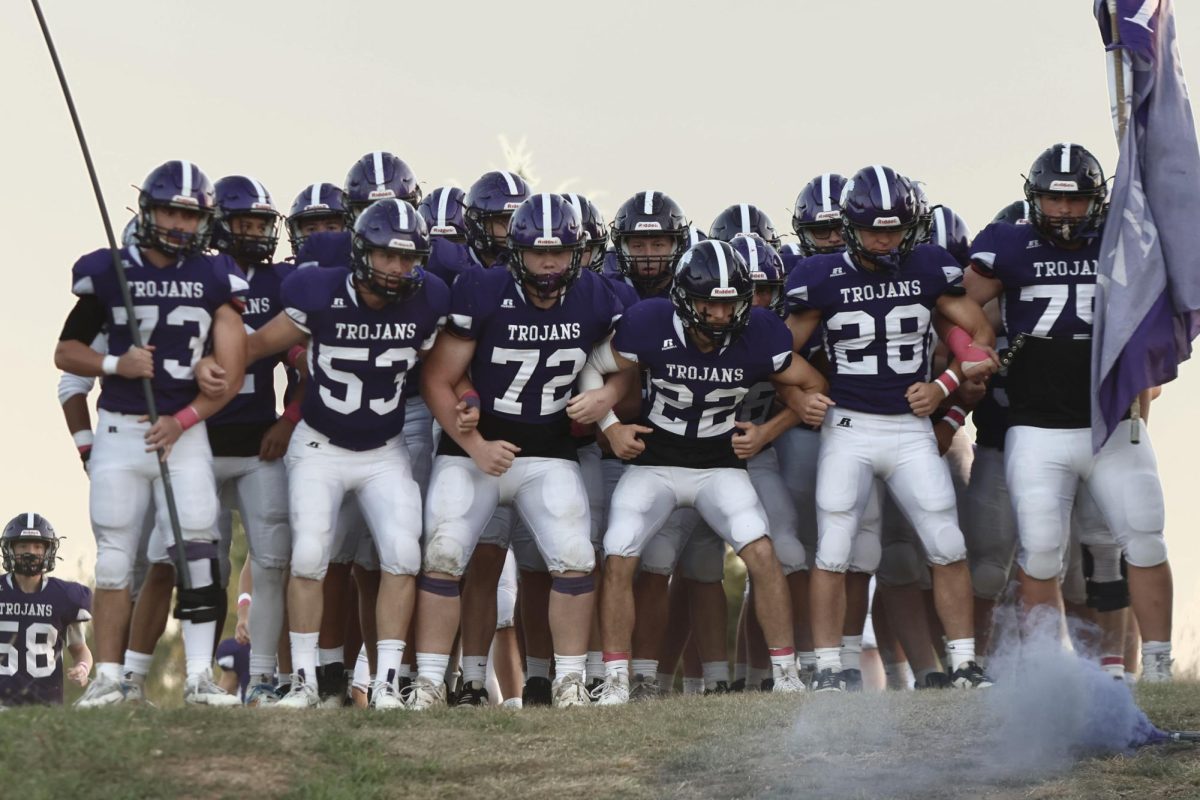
[
  {"x1": 552, "y1": 674, "x2": 591, "y2": 708},
  {"x1": 772, "y1": 667, "x2": 807, "y2": 694},
  {"x1": 74, "y1": 673, "x2": 127, "y2": 708},
  {"x1": 245, "y1": 682, "x2": 279, "y2": 707},
  {"x1": 501, "y1": 697, "x2": 523, "y2": 709},
  {"x1": 629, "y1": 673, "x2": 659, "y2": 702},
  {"x1": 121, "y1": 680, "x2": 155, "y2": 706},
  {"x1": 273, "y1": 679, "x2": 320, "y2": 709},
  {"x1": 593, "y1": 674, "x2": 630, "y2": 706},
  {"x1": 405, "y1": 677, "x2": 447, "y2": 710},
  {"x1": 369, "y1": 681, "x2": 406, "y2": 710},
  {"x1": 1142, "y1": 652, "x2": 1174, "y2": 683},
  {"x1": 184, "y1": 670, "x2": 241, "y2": 707}
]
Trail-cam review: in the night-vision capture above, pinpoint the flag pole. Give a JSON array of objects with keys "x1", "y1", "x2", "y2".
[
  {"x1": 30, "y1": 0, "x2": 192, "y2": 587},
  {"x1": 1107, "y1": 0, "x2": 1142, "y2": 444}
]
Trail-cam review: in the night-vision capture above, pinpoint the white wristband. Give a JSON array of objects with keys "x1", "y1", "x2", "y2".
[
  {"x1": 72, "y1": 430, "x2": 94, "y2": 448},
  {"x1": 101, "y1": 354, "x2": 120, "y2": 376},
  {"x1": 599, "y1": 411, "x2": 620, "y2": 432}
]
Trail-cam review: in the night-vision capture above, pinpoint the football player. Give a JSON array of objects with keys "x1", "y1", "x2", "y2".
[
  {"x1": 56, "y1": 160, "x2": 248, "y2": 707},
  {"x1": 344, "y1": 151, "x2": 421, "y2": 223},
  {"x1": 287, "y1": 182, "x2": 349, "y2": 262},
  {"x1": 0, "y1": 514, "x2": 93, "y2": 707},
  {"x1": 708, "y1": 203, "x2": 783, "y2": 249},
  {"x1": 785, "y1": 165, "x2": 997, "y2": 692},
  {"x1": 417, "y1": 186, "x2": 468, "y2": 245},
  {"x1": 789, "y1": 173, "x2": 848, "y2": 262},
  {"x1": 964, "y1": 143, "x2": 1174, "y2": 681}
]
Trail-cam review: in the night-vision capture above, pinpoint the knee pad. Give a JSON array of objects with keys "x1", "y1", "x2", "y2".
[
  {"x1": 548, "y1": 534, "x2": 597, "y2": 575},
  {"x1": 679, "y1": 544, "x2": 725, "y2": 584},
  {"x1": 291, "y1": 532, "x2": 330, "y2": 581},
  {"x1": 771, "y1": 534, "x2": 807, "y2": 576},
  {"x1": 970, "y1": 561, "x2": 1010, "y2": 601},
  {"x1": 1123, "y1": 532, "x2": 1168, "y2": 569},
  {"x1": 417, "y1": 574, "x2": 461, "y2": 597},
  {"x1": 94, "y1": 546, "x2": 136, "y2": 591},
  {"x1": 422, "y1": 530, "x2": 472, "y2": 577},
  {"x1": 877, "y1": 543, "x2": 925, "y2": 588},
  {"x1": 551, "y1": 574, "x2": 595, "y2": 596},
  {"x1": 1021, "y1": 548, "x2": 1064, "y2": 581},
  {"x1": 814, "y1": 513, "x2": 859, "y2": 573}
]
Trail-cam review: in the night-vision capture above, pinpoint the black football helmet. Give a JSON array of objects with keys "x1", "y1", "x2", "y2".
[
  {"x1": 708, "y1": 203, "x2": 782, "y2": 249},
  {"x1": 992, "y1": 199, "x2": 1031, "y2": 225},
  {"x1": 671, "y1": 239, "x2": 754, "y2": 343},
  {"x1": 2, "y1": 513, "x2": 59, "y2": 576},
  {"x1": 1023, "y1": 143, "x2": 1107, "y2": 244},
  {"x1": 612, "y1": 190, "x2": 690, "y2": 294}
]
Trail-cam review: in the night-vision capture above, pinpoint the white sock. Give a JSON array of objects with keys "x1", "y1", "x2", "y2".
[
  {"x1": 122, "y1": 650, "x2": 153, "y2": 685},
  {"x1": 656, "y1": 672, "x2": 675, "y2": 690},
  {"x1": 946, "y1": 638, "x2": 976, "y2": 671},
  {"x1": 1143, "y1": 640, "x2": 1172, "y2": 658},
  {"x1": 815, "y1": 647, "x2": 842, "y2": 672},
  {"x1": 416, "y1": 652, "x2": 450, "y2": 684},
  {"x1": 734, "y1": 662, "x2": 748, "y2": 682},
  {"x1": 526, "y1": 656, "x2": 551, "y2": 680},
  {"x1": 840, "y1": 636, "x2": 863, "y2": 671},
  {"x1": 682, "y1": 677, "x2": 704, "y2": 695},
  {"x1": 353, "y1": 648, "x2": 370, "y2": 691},
  {"x1": 249, "y1": 655, "x2": 276, "y2": 684},
  {"x1": 702, "y1": 661, "x2": 729, "y2": 686},
  {"x1": 884, "y1": 662, "x2": 914, "y2": 690},
  {"x1": 585, "y1": 651, "x2": 604, "y2": 682},
  {"x1": 290, "y1": 631, "x2": 320, "y2": 686},
  {"x1": 797, "y1": 650, "x2": 818, "y2": 669},
  {"x1": 461, "y1": 655, "x2": 488, "y2": 686},
  {"x1": 554, "y1": 653, "x2": 586, "y2": 679},
  {"x1": 375, "y1": 639, "x2": 405, "y2": 687},
  {"x1": 97, "y1": 662, "x2": 122, "y2": 683},
  {"x1": 631, "y1": 658, "x2": 658, "y2": 680},
  {"x1": 604, "y1": 657, "x2": 629, "y2": 680},
  {"x1": 182, "y1": 559, "x2": 217, "y2": 678},
  {"x1": 318, "y1": 646, "x2": 344, "y2": 667},
  {"x1": 1100, "y1": 654, "x2": 1125, "y2": 678},
  {"x1": 769, "y1": 648, "x2": 796, "y2": 681}
]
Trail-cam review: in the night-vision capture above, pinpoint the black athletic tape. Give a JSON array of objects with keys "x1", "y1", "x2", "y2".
[{"x1": 551, "y1": 574, "x2": 595, "y2": 596}]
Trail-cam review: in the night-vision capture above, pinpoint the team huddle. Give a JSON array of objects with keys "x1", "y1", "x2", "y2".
[{"x1": 0, "y1": 142, "x2": 1174, "y2": 711}]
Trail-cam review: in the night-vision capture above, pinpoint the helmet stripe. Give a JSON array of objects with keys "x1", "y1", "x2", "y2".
[
  {"x1": 1022, "y1": 199, "x2": 1030, "y2": 219},
  {"x1": 1060, "y1": 142, "x2": 1072, "y2": 172},
  {"x1": 541, "y1": 193, "x2": 553, "y2": 238},
  {"x1": 26, "y1": 512, "x2": 34, "y2": 529},
  {"x1": 309, "y1": 182, "x2": 321, "y2": 207},
  {"x1": 566, "y1": 193, "x2": 583, "y2": 221},
  {"x1": 643, "y1": 190, "x2": 656, "y2": 215},
  {"x1": 393, "y1": 198, "x2": 409, "y2": 227},
  {"x1": 436, "y1": 187, "x2": 452, "y2": 227},
  {"x1": 500, "y1": 171, "x2": 519, "y2": 194},
  {"x1": 249, "y1": 176, "x2": 268, "y2": 206},
  {"x1": 747, "y1": 241, "x2": 760, "y2": 271},
  {"x1": 820, "y1": 173, "x2": 833, "y2": 213},
  {"x1": 739, "y1": 203, "x2": 751, "y2": 234},
  {"x1": 871, "y1": 165, "x2": 892, "y2": 210},
  {"x1": 180, "y1": 159, "x2": 193, "y2": 196},
  {"x1": 934, "y1": 207, "x2": 947, "y2": 248},
  {"x1": 710, "y1": 240, "x2": 729, "y2": 288},
  {"x1": 372, "y1": 151, "x2": 386, "y2": 189}
]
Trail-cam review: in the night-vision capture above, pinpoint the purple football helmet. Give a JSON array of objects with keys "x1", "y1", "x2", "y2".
[
  {"x1": 507, "y1": 193, "x2": 586, "y2": 300},
  {"x1": 211, "y1": 175, "x2": 281, "y2": 264},
  {"x1": 992, "y1": 199, "x2": 1031, "y2": 225},
  {"x1": 611, "y1": 190, "x2": 691, "y2": 293},
  {"x1": 1023, "y1": 143, "x2": 1107, "y2": 244},
  {"x1": 2, "y1": 512, "x2": 59, "y2": 576},
  {"x1": 562, "y1": 193, "x2": 607, "y2": 271},
  {"x1": 708, "y1": 203, "x2": 781, "y2": 249},
  {"x1": 287, "y1": 182, "x2": 348, "y2": 257},
  {"x1": 464, "y1": 170, "x2": 531, "y2": 264},
  {"x1": 350, "y1": 199, "x2": 430, "y2": 301},
  {"x1": 730, "y1": 234, "x2": 787, "y2": 316},
  {"x1": 909, "y1": 179, "x2": 934, "y2": 242},
  {"x1": 840, "y1": 165, "x2": 920, "y2": 273},
  {"x1": 344, "y1": 151, "x2": 421, "y2": 222},
  {"x1": 135, "y1": 159, "x2": 215, "y2": 256},
  {"x1": 417, "y1": 186, "x2": 467, "y2": 243},
  {"x1": 792, "y1": 173, "x2": 847, "y2": 256},
  {"x1": 671, "y1": 239, "x2": 754, "y2": 343},
  {"x1": 926, "y1": 205, "x2": 973, "y2": 268}
]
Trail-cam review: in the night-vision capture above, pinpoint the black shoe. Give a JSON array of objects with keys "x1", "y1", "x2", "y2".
[
  {"x1": 759, "y1": 677, "x2": 775, "y2": 692},
  {"x1": 317, "y1": 662, "x2": 347, "y2": 706},
  {"x1": 728, "y1": 678, "x2": 746, "y2": 693},
  {"x1": 840, "y1": 668, "x2": 863, "y2": 692},
  {"x1": 455, "y1": 680, "x2": 489, "y2": 707},
  {"x1": 586, "y1": 677, "x2": 604, "y2": 700},
  {"x1": 522, "y1": 676, "x2": 552, "y2": 706},
  {"x1": 950, "y1": 661, "x2": 994, "y2": 689},
  {"x1": 274, "y1": 682, "x2": 292, "y2": 700},
  {"x1": 918, "y1": 671, "x2": 952, "y2": 689},
  {"x1": 813, "y1": 668, "x2": 844, "y2": 693},
  {"x1": 704, "y1": 680, "x2": 730, "y2": 696}
]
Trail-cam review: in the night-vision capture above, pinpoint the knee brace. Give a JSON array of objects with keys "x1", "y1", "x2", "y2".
[
  {"x1": 551, "y1": 574, "x2": 595, "y2": 596},
  {"x1": 171, "y1": 542, "x2": 224, "y2": 624}
]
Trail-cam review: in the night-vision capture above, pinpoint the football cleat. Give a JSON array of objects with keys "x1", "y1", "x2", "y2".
[
  {"x1": 799, "y1": 664, "x2": 818, "y2": 690},
  {"x1": 759, "y1": 678, "x2": 775, "y2": 692},
  {"x1": 1142, "y1": 653, "x2": 1174, "y2": 683},
  {"x1": 812, "y1": 668, "x2": 845, "y2": 693},
  {"x1": 522, "y1": 676, "x2": 553, "y2": 707},
  {"x1": 501, "y1": 697, "x2": 523, "y2": 709},
  {"x1": 121, "y1": 681, "x2": 154, "y2": 707},
  {"x1": 585, "y1": 677, "x2": 604, "y2": 700},
  {"x1": 728, "y1": 678, "x2": 746, "y2": 693},
  {"x1": 405, "y1": 677, "x2": 448, "y2": 711},
  {"x1": 918, "y1": 671, "x2": 952, "y2": 689},
  {"x1": 74, "y1": 673, "x2": 128, "y2": 708},
  {"x1": 455, "y1": 680, "x2": 490, "y2": 708},
  {"x1": 245, "y1": 682, "x2": 279, "y2": 707},
  {"x1": 184, "y1": 670, "x2": 241, "y2": 707},
  {"x1": 317, "y1": 663, "x2": 349, "y2": 708},
  {"x1": 551, "y1": 674, "x2": 591, "y2": 708},
  {"x1": 273, "y1": 680, "x2": 320, "y2": 709},
  {"x1": 629, "y1": 674, "x2": 660, "y2": 702},
  {"x1": 772, "y1": 668, "x2": 806, "y2": 694},
  {"x1": 592, "y1": 674, "x2": 630, "y2": 707},
  {"x1": 841, "y1": 668, "x2": 864, "y2": 692},
  {"x1": 950, "y1": 662, "x2": 994, "y2": 689},
  {"x1": 704, "y1": 681, "x2": 730, "y2": 696},
  {"x1": 369, "y1": 681, "x2": 407, "y2": 710}
]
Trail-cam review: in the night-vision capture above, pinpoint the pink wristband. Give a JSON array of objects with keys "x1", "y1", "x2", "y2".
[
  {"x1": 282, "y1": 401, "x2": 302, "y2": 424},
  {"x1": 933, "y1": 369, "x2": 960, "y2": 398},
  {"x1": 174, "y1": 405, "x2": 201, "y2": 431},
  {"x1": 942, "y1": 405, "x2": 967, "y2": 431},
  {"x1": 947, "y1": 327, "x2": 992, "y2": 368},
  {"x1": 286, "y1": 345, "x2": 306, "y2": 368}
]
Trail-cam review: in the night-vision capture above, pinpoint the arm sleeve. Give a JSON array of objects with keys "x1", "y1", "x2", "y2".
[{"x1": 58, "y1": 295, "x2": 107, "y2": 344}]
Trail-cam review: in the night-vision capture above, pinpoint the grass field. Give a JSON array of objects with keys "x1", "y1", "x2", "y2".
[{"x1": 2, "y1": 682, "x2": 1198, "y2": 799}]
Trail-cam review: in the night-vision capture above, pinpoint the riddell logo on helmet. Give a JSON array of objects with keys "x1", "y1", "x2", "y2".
[
  {"x1": 534, "y1": 237, "x2": 563, "y2": 246},
  {"x1": 710, "y1": 287, "x2": 738, "y2": 298},
  {"x1": 872, "y1": 216, "x2": 901, "y2": 226},
  {"x1": 251, "y1": 202, "x2": 274, "y2": 211},
  {"x1": 634, "y1": 222, "x2": 663, "y2": 231},
  {"x1": 503, "y1": 202, "x2": 522, "y2": 211},
  {"x1": 750, "y1": 271, "x2": 767, "y2": 281},
  {"x1": 304, "y1": 203, "x2": 331, "y2": 211},
  {"x1": 170, "y1": 195, "x2": 199, "y2": 206},
  {"x1": 1048, "y1": 180, "x2": 1080, "y2": 191},
  {"x1": 431, "y1": 226, "x2": 457, "y2": 235},
  {"x1": 369, "y1": 190, "x2": 397, "y2": 199},
  {"x1": 815, "y1": 210, "x2": 841, "y2": 221},
  {"x1": 387, "y1": 238, "x2": 416, "y2": 250}
]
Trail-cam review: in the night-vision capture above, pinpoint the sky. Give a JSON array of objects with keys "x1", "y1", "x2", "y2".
[{"x1": 2, "y1": 0, "x2": 1199, "y2": 665}]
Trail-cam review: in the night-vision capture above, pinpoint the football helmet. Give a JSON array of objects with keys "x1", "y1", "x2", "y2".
[
  {"x1": 792, "y1": 173, "x2": 847, "y2": 256},
  {"x1": 2, "y1": 513, "x2": 59, "y2": 576},
  {"x1": 1023, "y1": 143, "x2": 1107, "y2": 244},
  {"x1": 211, "y1": 175, "x2": 281, "y2": 263},
  {"x1": 287, "y1": 182, "x2": 348, "y2": 256},
  {"x1": 350, "y1": 199, "x2": 430, "y2": 301},
  {"x1": 611, "y1": 190, "x2": 690, "y2": 293},
  {"x1": 731, "y1": 234, "x2": 787, "y2": 316},
  {"x1": 417, "y1": 186, "x2": 467, "y2": 243},
  {"x1": 562, "y1": 193, "x2": 608, "y2": 271},
  {"x1": 926, "y1": 205, "x2": 973, "y2": 268},
  {"x1": 464, "y1": 170, "x2": 531, "y2": 265},
  {"x1": 708, "y1": 203, "x2": 781, "y2": 249},
  {"x1": 840, "y1": 165, "x2": 921, "y2": 273},
  {"x1": 992, "y1": 199, "x2": 1031, "y2": 225},
  {"x1": 507, "y1": 193, "x2": 585, "y2": 300},
  {"x1": 135, "y1": 160, "x2": 215, "y2": 256},
  {"x1": 344, "y1": 151, "x2": 421, "y2": 222},
  {"x1": 909, "y1": 179, "x2": 934, "y2": 243},
  {"x1": 671, "y1": 239, "x2": 753, "y2": 343}
]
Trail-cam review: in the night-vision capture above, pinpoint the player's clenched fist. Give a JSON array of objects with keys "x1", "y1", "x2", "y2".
[
  {"x1": 468, "y1": 438, "x2": 521, "y2": 476},
  {"x1": 606, "y1": 423, "x2": 652, "y2": 460},
  {"x1": 117, "y1": 345, "x2": 155, "y2": 379},
  {"x1": 794, "y1": 391, "x2": 834, "y2": 427},
  {"x1": 905, "y1": 381, "x2": 943, "y2": 417},
  {"x1": 193, "y1": 355, "x2": 228, "y2": 398},
  {"x1": 566, "y1": 389, "x2": 613, "y2": 425}
]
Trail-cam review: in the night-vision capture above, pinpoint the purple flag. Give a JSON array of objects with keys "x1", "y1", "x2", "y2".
[{"x1": 1092, "y1": 0, "x2": 1200, "y2": 450}]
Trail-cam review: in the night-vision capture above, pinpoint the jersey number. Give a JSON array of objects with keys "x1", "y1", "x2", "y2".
[
  {"x1": 1018, "y1": 284, "x2": 1095, "y2": 336},
  {"x1": 491, "y1": 347, "x2": 586, "y2": 416},
  {"x1": 0, "y1": 621, "x2": 58, "y2": 679},
  {"x1": 648, "y1": 380, "x2": 746, "y2": 437},
  {"x1": 111, "y1": 305, "x2": 213, "y2": 380},
  {"x1": 318, "y1": 346, "x2": 417, "y2": 416},
  {"x1": 825, "y1": 304, "x2": 931, "y2": 376}
]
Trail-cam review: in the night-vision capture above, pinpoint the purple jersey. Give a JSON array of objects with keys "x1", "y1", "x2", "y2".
[
  {"x1": 71, "y1": 246, "x2": 249, "y2": 416},
  {"x1": 426, "y1": 237, "x2": 481, "y2": 288},
  {"x1": 209, "y1": 262, "x2": 295, "y2": 430},
  {"x1": 442, "y1": 268, "x2": 622, "y2": 458},
  {"x1": 613, "y1": 300, "x2": 793, "y2": 469},
  {"x1": 295, "y1": 231, "x2": 351, "y2": 268},
  {"x1": 282, "y1": 266, "x2": 448, "y2": 450},
  {"x1": 970, "y1": 222, "x2": 1100, "y2": 428},
  {"x1": 786, "y1": 245, "x2": 964, "y2": 415},
  {"x1": 0, "y1": 575, "x2": 92, "y2": 706},
  {"x1": 605, "y1": 274, "x2": 641, "y2": 309}
]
